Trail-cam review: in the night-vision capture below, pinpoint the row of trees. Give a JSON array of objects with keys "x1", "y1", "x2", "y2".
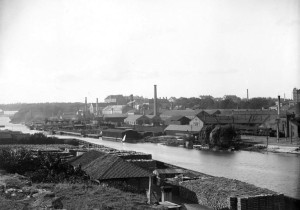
[
  {"x1": 8, "y1": 103, "x2": 83, "y2": 124},
  {"x1": 174, "y1": 97, "x2": 277, "y2": 110},
  {"x1": 0, "y1": 133, "x2": 79, "y2": 145}
]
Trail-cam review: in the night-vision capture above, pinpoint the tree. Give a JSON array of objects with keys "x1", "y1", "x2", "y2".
[
  {"x1": 220, "y1": 98, "x2": 237, "y2": 109},
  {"x1": 209, "y1": 125, "x2": 236, "y2": 148}
]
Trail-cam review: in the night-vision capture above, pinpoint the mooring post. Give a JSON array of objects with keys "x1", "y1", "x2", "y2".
[{"x1": 147, "y1": 175, "x2": 152, "y2": 204}]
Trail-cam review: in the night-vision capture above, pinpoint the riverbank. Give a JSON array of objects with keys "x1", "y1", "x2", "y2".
[
  {"x1": 1, "y1": 118, "x2": 300, "y2": 200},
  {"x1": 240, "y1": 135, "x2": 300, "y2": 154},
  {"x1": 1, "y1": 142, "x2": 295, "y2": 210}
]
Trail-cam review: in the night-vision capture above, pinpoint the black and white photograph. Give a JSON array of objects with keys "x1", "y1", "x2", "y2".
[{"x1": 0, "y1": 0, "x2": 299, "y2": 209}]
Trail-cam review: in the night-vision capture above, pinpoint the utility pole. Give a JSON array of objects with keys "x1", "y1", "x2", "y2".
[{"x1": 276, "y1": 95, "x2": 280, "y2": 142}]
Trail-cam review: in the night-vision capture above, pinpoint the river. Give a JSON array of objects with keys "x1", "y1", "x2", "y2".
[{"x1": 1, "y1": 114, "x2": 300, "y2": 199}]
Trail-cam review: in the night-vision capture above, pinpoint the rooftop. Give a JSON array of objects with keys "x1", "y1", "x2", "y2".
[{"x1": 70, "y1": 150, "x2": 152, "y2": 180}]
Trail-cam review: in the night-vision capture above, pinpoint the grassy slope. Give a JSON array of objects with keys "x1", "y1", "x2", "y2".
[{"x1": 0, "y1": 183, "x2": 155, "y2": 210}]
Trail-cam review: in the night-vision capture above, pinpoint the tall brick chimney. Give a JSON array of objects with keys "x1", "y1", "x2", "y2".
[
  {"x1": 96, "y1": 98, "x2": 99, "y2": 116},
  {"x1": 154, "y1": 85, "x2": 158, "y2": 116},
  {"x1": 85, "y1": 97, "x2": 87, "y2": 113}
]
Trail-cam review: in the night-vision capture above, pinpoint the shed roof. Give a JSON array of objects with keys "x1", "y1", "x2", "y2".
[
  {"x1": 216, "y1": 116, "x2": 234, "y2": 124},
  {"x1": 198, "y1": 116, "x2": 218, "y2": 124},
  {"x1": 71, "y1": 151, "x2": 152, "y2": 180},
  {"x1": 161, "y1": 110, "x2": 201, "y2": 118},
  {"x1": 164, "y1": 125, "x2": 202, "y2": 132},
  {"x1": 166, "y1": 115, "x2": 190, "y2": 122},
  {"x1": 69, "y1": 150, "x2": 103, "y2": 167},
  {"x1": 124, "y1": 115, "x2": 149, "y2": 122},
  {"x1": 103, "y1": 114, "x2": 128, "y2": 119}
]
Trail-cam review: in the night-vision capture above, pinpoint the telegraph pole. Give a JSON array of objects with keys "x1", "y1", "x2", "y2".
[{"x1": 276, "y1": 95, "x2": 280, "y2": 142}]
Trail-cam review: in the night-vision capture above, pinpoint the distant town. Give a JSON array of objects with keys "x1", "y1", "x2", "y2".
[
  {"x1": 1, "y1": 86, "x2": 298, "y2": 142},
  {"x1": 0, "y1": 86, "x2": 300, "y2": 209}
]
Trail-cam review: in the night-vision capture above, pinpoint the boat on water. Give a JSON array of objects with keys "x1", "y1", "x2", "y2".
[{"x1": 101, "y1": 129, "x2": 141, "y2": 143}]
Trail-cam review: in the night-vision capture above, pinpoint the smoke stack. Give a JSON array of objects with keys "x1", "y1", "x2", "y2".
[
  {"x1": 154, "y1": 85, "x2": 158, "y2": 116},
  {"x1": 247, "y1": 89, "x2": 249, "y2": 100},
  {"x1": 130, "y1": 94, "x2": 134, "y2": 108},
  {"x1": 85, "y1": 97, "x2": 87, "y2": 113},
  {"x1": 96, "y1": 98, "x2": 99, "y2": 116},
  {"x1": 277, "y1": 95, "x2": 281, "y2": 115}
]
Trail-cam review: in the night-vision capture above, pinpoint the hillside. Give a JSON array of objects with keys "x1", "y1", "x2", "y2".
[{"x1": 8, "y1": 103, "x2": 83, "y2": 124}]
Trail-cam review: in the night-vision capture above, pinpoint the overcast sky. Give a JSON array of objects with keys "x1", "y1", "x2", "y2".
[{"x1": 0, "y1": 0, "x2": 299, "y2": 103}]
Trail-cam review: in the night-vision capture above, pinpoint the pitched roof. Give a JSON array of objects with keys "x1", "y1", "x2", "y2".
[
  {"x1": 146, "y1": 115, "x2": 160, "y2": 119},
  {"x1": 198, "y1": 116, "x2": 218, "y2": 124},
  {"x1": 102, "y1": 105, "x2": 128, "y2": 111},
  {"x1": 160, "y1": 110, "x2": 201, "y2": 118},
  {"x1": 164, "y1": 125, "x2": 202, "y2": 132},
  {"x1": 105, "y1": 95, "x2": 124, "y2": 99},
  {"x1": 232, "y1": 115, "x2": 251, "y2": 123},
  {"x1": 249, "y1": 115, "x2": 270, "y2": 124},
  {"x1": 103, "y1": 114, "x2": 128, "y2": 119},
  {"x1": 69, "y1": 150, "x2": 104, "y2": 167},
  {"x1": 124, "y1": 115, "x2": 149, "y2": 122},
  {"x1": 200, "y1": 109, "x2": 221, "y2": 115},
  {"x1": 71, "y1": 151, "x2": 152, "y2": 180},
  {"x1": 166, "y1": 115, "x2": 190, "y2": 122}
]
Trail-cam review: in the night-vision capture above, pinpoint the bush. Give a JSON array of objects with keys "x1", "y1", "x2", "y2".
[{"x1": 0, "y1": 148, "x2": 88, "y2": 184}]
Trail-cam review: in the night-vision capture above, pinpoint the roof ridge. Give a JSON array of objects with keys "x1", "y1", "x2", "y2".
[{"x1": 100, "y1": 155, "x2": 120, "y2": 179}]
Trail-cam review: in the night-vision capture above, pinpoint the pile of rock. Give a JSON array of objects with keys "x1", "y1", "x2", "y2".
[
  {"x1": 0, "y1": 173, "x2": 63, "y2": 209},
  {"x1": 176, "y1": 176, "x2": 280, "y2": 210}
]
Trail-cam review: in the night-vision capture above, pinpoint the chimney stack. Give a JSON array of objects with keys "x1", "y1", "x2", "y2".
[
  {"x1": 247, "y1": 89, "x2": 249, "y2": 100},
  {"x1": 96, "y1": 98, "x2": 99, "y2": 116},
  {"x1": 85, "y1": 97, "x2": 87, "y2": 113},
  {"x1": 154, "y1": 85, "x2": 158, "y2": 116},
  {"x1": 277, "y1": 95, "x2": 281, "y2": 115},
  {"x1": 130, "y1": 94, "x2": 134, "y2": 108}
]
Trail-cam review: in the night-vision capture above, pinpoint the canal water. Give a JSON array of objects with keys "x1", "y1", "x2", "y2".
[{"x1": 1, "y1": 114, "x2": 300, "y2": 199}]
